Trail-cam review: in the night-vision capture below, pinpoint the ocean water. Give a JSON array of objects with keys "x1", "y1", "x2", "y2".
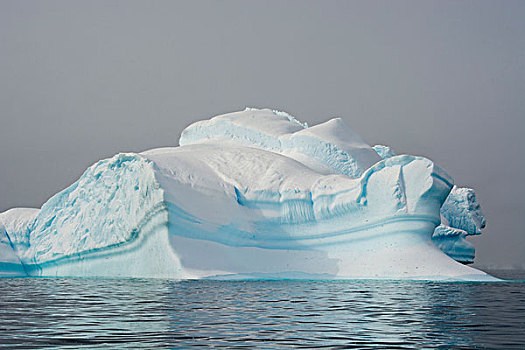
[{"x1": 0, "y1": 271, "x2": 524, "y2": 349}]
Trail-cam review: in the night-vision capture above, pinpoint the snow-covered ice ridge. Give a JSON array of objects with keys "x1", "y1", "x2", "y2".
[{"x1": 0, "y1": 108, "x2": 495, "y2": 280}]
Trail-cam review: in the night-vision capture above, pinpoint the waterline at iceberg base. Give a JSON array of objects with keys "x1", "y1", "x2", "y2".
[{"x1": 0, "y1": 109, "x2": 496, "y2": 281}]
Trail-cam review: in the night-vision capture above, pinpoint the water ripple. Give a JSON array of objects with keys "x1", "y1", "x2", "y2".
[{"x1": 0, "y1": 274, "x2": 524, "y2": 349}]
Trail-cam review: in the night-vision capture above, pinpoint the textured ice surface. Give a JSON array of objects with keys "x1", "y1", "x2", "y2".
[
  {"x1": 371, "y1": 144, "x2": 487, "y2": 264},
  {"x1": 432, "y1": 186, "x2": 486, "y2": 263},
  {"x1": 0, "y1": 109, "x2": 495, "y2": 280},
  {"x1": 0, "y1": 208, "x2": 39, "y2": 276},
  {"x1": 432, "y1": 225, "x2": 475, "y2": 264},
  {"x1": 441, "y1": 186, "x2": 486, "y2": 235},
  {"x1": 373, "y1": 144, "x2": 396, "y2": 159},
  {"x1": 23, "y1": 154, "x2": 163, "y2": 264}
]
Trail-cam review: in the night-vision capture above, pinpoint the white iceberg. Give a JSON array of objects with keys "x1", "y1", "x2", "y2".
[{"x1": 0, "y1": 108, "x2": 496, "y2": 280}]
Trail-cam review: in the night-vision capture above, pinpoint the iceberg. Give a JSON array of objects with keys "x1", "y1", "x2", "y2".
[{"x1": 0, "y1": 108, "x2": 496, "y2": 280}]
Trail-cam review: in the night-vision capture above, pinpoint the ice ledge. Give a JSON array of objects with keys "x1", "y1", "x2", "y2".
[{"x1": 202, "y1": 272, "x2": 499, "y2": 282}]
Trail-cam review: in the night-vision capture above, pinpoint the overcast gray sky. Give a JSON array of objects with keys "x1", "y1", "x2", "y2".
[{"x1": 0, "y1": 0, "x2": 523, "y2": 268}]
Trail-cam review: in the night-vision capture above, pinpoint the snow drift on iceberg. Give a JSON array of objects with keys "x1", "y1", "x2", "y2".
[{"x1": 0, "y1": 108, "x2": 495, "y2": 280}]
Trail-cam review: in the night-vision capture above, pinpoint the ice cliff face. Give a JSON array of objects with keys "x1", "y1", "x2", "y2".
[
  {"x1": 0, "y1": 208, "x2": 38, "y2": 276},
  {"x1": 371, "y1": 145, "x2": 487, "y2": 264},
  {"x1": 432, "y1": 187, "x2": 486, "y2": 263},
  {"x1": 0, "y1": 108, "x2": 494, "y2": 280}
]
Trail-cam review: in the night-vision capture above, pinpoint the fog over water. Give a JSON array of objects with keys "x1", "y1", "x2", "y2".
[{"x1": 0, "y1": 1, "x2": 523, "y2": 268}]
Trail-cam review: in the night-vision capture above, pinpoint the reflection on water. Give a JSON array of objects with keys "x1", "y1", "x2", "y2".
[{"x1": 0, "y1": 274, "x2": 524, "y2": 349}]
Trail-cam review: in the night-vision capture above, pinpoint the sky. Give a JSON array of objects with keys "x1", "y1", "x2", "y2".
[{"x1": 0, "y1": 0, "x2": 523, "y2": 268}]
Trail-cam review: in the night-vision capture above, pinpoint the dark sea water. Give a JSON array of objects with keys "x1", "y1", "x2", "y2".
[{"x1": 0, "y1": 271, "x2": 524, "y2": 349}]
